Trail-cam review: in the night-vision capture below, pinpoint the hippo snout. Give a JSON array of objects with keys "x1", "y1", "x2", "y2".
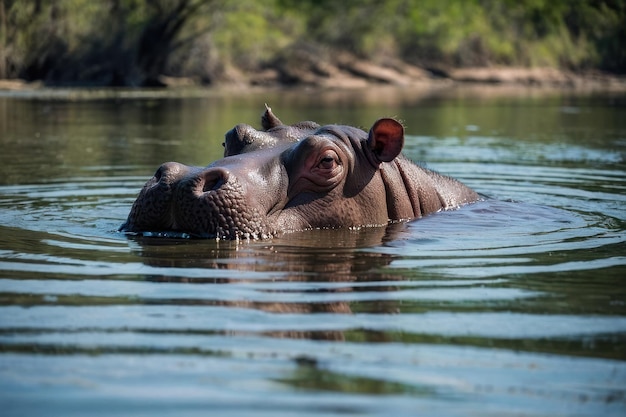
[
  {"x1": 195, "y1": 168, "x2": 230, "y2": 194},
  {"x1": 172, "y1": 166, "x2": 272, "y2": 239},
  {"x1": 155, "y1": 163, "x2": 230, "y2": 196},
  {"x1": 154, "y1": 161, "x2": 189, "y2": 185},
  {"x1": 119, "y1": 162, "x2": 190, "y2": 233},
  {"x1": 122, "y1": 161, "x2": 273, "y2": 240}
]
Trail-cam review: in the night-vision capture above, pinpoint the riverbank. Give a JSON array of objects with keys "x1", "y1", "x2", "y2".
[
  {"x1": 241, "y1": 51, "x2": 626, "y2": 91},
  {"x1": 2, "y1": 63, "x2": 625, "y2": 96}
]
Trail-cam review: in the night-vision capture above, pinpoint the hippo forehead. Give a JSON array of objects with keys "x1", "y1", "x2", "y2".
[
  {"x1": 224, "y1": 120, "x2": 321, "y2": 157},
  {"x1": 304, "y1": 124, "x2": 367, "y2": 155},
  {"x1": 225, "y1": 121, "x2": 367, "y2": 158},
  {"x1": 276, "y1": 125, "x2": 368, "y2": 178}
]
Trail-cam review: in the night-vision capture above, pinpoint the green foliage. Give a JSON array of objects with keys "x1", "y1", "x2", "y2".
[
  {"x1": 0, "y1": 0, "x2": 624, "y2": 85},
  {"x1": 277, "y1": 0, "x2": 625, "y2": 71},
  {"x1": 212, "y1": 0, "x2": 302, "y2": 69}
]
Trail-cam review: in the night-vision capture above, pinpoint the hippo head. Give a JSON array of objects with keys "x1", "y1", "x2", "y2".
[{"x1": 120, "y1": 106, "x2": 478, "y2": 239}]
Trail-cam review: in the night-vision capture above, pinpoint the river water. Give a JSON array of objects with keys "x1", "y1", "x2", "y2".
[{"x1": 0, "y1": 86, "x2": 624, "y2": 416}]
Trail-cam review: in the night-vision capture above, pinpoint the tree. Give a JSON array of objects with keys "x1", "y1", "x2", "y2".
[{"x1": 134, "y1": 0, "x2": 218, "y2": 86}]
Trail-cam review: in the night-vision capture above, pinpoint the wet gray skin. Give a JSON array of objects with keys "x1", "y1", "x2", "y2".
[{"x1": 120, "y1": 105, "x2": 480, "y2": 239}]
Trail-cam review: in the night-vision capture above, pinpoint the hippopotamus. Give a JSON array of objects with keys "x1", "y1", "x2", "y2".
[{"x1": 120, "y1": 106, "x2": 480, "y2": 239}]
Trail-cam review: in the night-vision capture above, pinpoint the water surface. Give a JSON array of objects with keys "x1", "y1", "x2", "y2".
[{"x1": 0, "y1": 86, "x2": 625, "y2": 416}]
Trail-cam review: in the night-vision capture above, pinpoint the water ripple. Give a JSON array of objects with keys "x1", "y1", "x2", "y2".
[{"x1": 1, "y1": 94, "x2": 625, "y2": 416}]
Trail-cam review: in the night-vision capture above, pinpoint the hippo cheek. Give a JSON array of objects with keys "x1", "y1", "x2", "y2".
[
  {"x1": 276, "y1": 197, "x2": 374, "y2": 232},
  {"x1": 172, "y1": 172, "x2": 275, "y2": 240}
]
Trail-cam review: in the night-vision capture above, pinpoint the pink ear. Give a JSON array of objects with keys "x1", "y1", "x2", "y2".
[{"x1": 368, "y1": 118, "x2": 404, "y2": 163}]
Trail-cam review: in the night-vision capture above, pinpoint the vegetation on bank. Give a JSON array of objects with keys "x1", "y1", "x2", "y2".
[{"x1": 1, "y1": 0, "x2": 624, "y2": 87}]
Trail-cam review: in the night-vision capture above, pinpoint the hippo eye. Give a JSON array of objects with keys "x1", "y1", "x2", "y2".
[{"x1": 318, "y1": 151, "x2": 339, "y2": 170}]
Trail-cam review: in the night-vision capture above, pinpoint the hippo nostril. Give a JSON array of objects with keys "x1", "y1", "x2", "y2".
[
  {"x1": 154, "y1": 165, "x2": 165, "y2": 182},
  {"x1": 200, "y1": 168, "x2": 230, "y2": 193},
  {"x1": 202, "y1": 177, "x2": 221, "y2": 192}
]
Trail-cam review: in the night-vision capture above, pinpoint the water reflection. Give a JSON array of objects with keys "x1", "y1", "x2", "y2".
[
  {"x1": 2, "y1": 87, "x2": 625, "y2": 184},
  {"x1": 131, "y1": 226, "x2": 403, "y2": 340}
]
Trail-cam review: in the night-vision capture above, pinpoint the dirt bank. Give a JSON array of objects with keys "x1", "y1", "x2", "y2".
[{"x1": 2, "y1": 52, "x2": 625, "y2": 93}]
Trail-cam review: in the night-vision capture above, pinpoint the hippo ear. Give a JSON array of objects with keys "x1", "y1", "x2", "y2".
[
  {"x1": 368, "y1": 118, "x2": 404, "y2": 163},
  {"x1": 261, "y1": 104, "x2": 283, "y2": 131}
]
